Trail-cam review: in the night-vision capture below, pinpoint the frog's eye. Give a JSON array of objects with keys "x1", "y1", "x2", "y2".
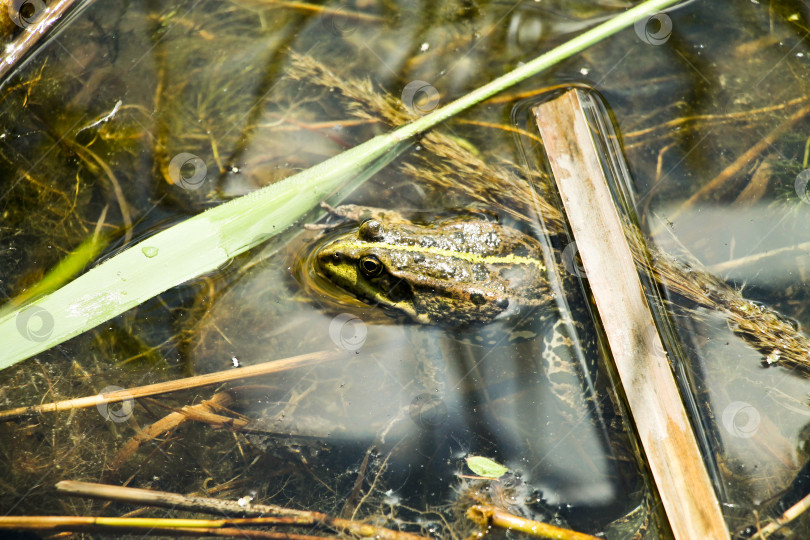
[{"x1": 359, "y1": 255, "x2": 383, "y2": 277}]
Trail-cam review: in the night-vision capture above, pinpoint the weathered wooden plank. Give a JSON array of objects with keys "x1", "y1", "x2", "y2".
[{"x1": 534, "y1": 90, "x2": 729, "y2": 540}]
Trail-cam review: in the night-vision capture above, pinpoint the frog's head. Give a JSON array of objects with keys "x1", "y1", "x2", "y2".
[
  {"x1": 315, "y1": 219, "x2": 428, "y2": 324},
  {"x1": 314, "y1": 218, "x2": 518, "y2": 327}
]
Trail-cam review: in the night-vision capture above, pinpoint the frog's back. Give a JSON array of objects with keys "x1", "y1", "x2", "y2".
[
  {"x1": 313, "y1": 206, "x2": 555, "y2": 328},
  {"x1": 377, "y1": 220, "x2": 553, "y2": 325}
]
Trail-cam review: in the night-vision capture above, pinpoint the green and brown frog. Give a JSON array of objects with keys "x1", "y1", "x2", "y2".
[
  {"x1": 311, "y1": 204, "x2": 556, "y2": 330},
  {"x1": 303, "y1": 203, "x2": 596, "y2": 427}
]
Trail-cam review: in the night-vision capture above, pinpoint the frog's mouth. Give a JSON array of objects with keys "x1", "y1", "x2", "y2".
[
  {"x1": 314, "y1": 247, "x2": 428, "y2": 324},
  {"x1": 355, "y1": 271, "x2": 425, "y2": 322}
]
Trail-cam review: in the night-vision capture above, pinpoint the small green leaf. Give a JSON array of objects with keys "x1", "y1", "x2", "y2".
[{"x1": 465, "y1": 456, "x2": 508, "y2": 478}]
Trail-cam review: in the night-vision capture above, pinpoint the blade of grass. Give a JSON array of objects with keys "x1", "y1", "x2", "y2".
[
  {"x1": 0, "y1": 229, "x2": 109, "y2": 316},
  {"x1": 0, "y1": 0, "x2": 680, "y2": 371}
]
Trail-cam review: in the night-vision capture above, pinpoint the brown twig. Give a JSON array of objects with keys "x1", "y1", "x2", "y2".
[
  {"x1": 676, "y1": 101, "x2": 810, "y2": 214},
  {"x1": 0, "y1": 0, "x2": 79, "y2": 81},
  {"x1": 755, "y1": 490, "x2": 810, "y2": 538},
  {"x1": 466, "y1": 504, "x2": 600, "y2": 540},
  {"x1": 623, "y1": 94, "x2": 810, "y2": 139},
  {"x1": 110, "y1": 391, "x2": 248, "y2": 469},
  {"x1": 236, "y1": 0, "x2": 384, "y2": 23},
  {"x1": 55, "y1": 480, "x2": 431, "y2": 540},
  {"x1": 456, "y1": 119, "x2": 544, "y2": 143},
  {"x1": 707, "y1": 240, "x2": 810, "y2": 274},
  {"x1": 0, "y1": 516, "x2": 337, "y2": 538},
  {"x1": 0, "y1": 350, "x2": 342, "y2": 421},
  {"x1": 340, "y1": 444, "x2": 373, "y2": 518}
]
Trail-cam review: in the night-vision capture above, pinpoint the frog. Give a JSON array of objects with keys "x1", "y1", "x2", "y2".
[
  {"x1": 307, "y1": 204, "x2": 598, "y2": 427},
  {"x1": 312, "y1": 204, "x2": 556, "y2": 330}
]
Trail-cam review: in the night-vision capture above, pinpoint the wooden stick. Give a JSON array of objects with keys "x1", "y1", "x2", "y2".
[
  {"x1": 0, "y1": 516, "x2": 336, "y2": 538},
  {"x1": 707, "y1": 240, "x2": 810, "y2": 273},
  {"x1": 756, "y1": 490, "x2": 810, "y2": 537},
  {"x1": 110, "y1": 391, "x2": 248, "y2": 469},
  {"x1": 0, "y1": 0, "x2": 80, "y2": 81},
  {"x1": 534, "y1": 90, "x2": 729, "y2": 540},
  {"x1": 238, "y1": 0, "x2": 384, "y2": 23},
  {"x1": 0, "y1": 350, "x2": 341, "y2": 421},
  {"x1": 467, "y1": 504, "x2": 600, "y2": 540},
  {"x1": 675, "y1": 101, "x2": 810, "y2": 216},
  {"x1": 55, "y1": 480, "x2": 430, "y2": 540}
]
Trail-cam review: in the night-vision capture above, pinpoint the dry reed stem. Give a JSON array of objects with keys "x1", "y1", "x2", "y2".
[
  {"x1": 0, "y1": 515, "x2": 339, "y2": 538},
  {"x1": 56, "y1": 480, "x2": 432, "y2": 540},
  {"x1": 676, "y1": 101, "x2": 810, "y2": 214},
  {"x1": 755, "y1": 490, "x2": 810, "y2": 538},
  {"x1": 467, "y1": 504, "x2": 600, "y2": 540},
  {"x1": 110, "y1": 391, "x2": 248, "y2": 469},
  {"x1": 0, "y1": 350, "x2": 342, "y2": 421}
]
